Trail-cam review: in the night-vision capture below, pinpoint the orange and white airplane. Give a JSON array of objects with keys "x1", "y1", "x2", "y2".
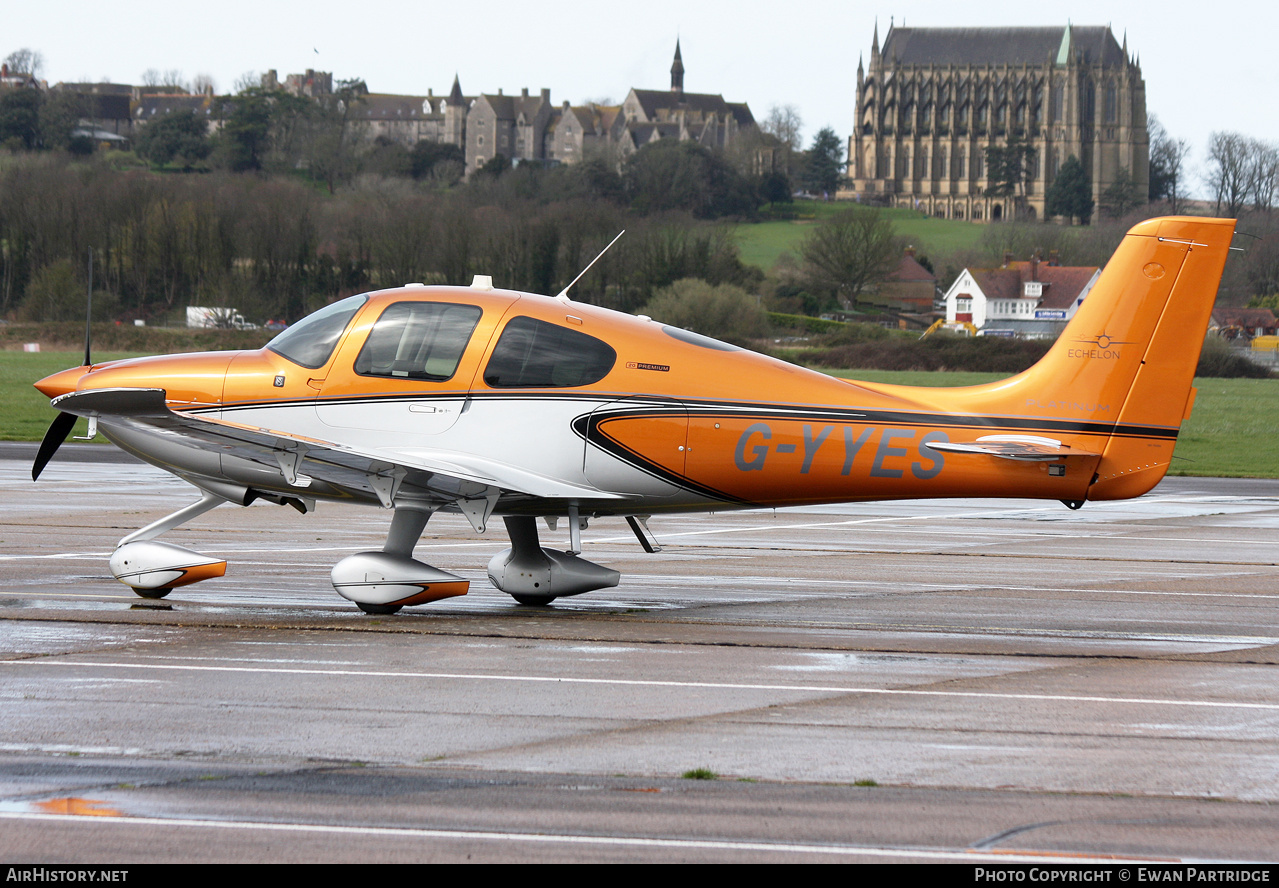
[{"x1": 32, "y1": 216, "x2": 1235, "y2": 614}]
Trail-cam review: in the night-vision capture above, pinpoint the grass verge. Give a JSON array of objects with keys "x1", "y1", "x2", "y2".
[
  {"x1": 1, "y1": 351, "x2": 146, "y2": 442},
  {"x1": 734, "y1": 203, "x2": 987, "y2": 271}
]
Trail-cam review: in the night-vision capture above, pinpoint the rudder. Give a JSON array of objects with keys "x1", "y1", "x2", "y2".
[{"x1": 1086, "y1": 217, "x2": 1236, "y2": 498}]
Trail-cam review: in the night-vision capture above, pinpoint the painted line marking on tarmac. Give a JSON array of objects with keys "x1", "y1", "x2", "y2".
[
  {"x1": 8, "y1": 659, "x2": 1279, "y2": 712},
  {"x1": 0, "y1": 810, "x2": 1182, "y2": 863}
]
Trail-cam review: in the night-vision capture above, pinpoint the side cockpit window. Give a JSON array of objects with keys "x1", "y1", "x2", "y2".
[
  {"x1": 355, "y1": 302, "x2": 482, "y2": 382},
  {"x1": 268, "y1": 294, "x2": 368, "y2": 369},
  {"x1": 483, "y1": 316, "x2": 616, "y2": 388}
]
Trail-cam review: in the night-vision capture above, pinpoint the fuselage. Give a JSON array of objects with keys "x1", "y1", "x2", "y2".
[{"x1": 36, "y1": 281, "x2": 1125, "y2": 515}]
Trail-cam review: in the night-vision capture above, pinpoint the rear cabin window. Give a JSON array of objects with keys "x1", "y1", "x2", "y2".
[
  {"x1": 268, "y1": 294, "x2": 367, "y2": 369},
  {"x1": 354, "y1": 302, "x2": 482, "y2": 382},
  {"x1": 483, "y1": 316, "x2": 616, "y2": 388}
]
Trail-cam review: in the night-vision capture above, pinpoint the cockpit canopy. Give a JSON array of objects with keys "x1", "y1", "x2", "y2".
[{"x1": 268, "y1": 292, "x2": 618, "y2": 389}]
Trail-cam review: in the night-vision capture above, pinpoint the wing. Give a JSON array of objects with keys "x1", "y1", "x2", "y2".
[
  {"x1": 926, "y1": 434, "x2": 1103, "y2": 462},
  {"x1": 51, "y1": 388, "x2": 622, "y2": 528}
]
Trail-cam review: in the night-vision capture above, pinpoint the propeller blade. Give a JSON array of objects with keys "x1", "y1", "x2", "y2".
[{"x1": 32, "y1": 411, "x2": 78, "y2": 481}]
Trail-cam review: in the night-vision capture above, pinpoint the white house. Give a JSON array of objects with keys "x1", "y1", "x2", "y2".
[{"x1": 943, "y1": 255, "x2": 1100, "y2": 338}]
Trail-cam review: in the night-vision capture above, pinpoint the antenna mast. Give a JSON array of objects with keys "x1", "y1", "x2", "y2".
[
  {"x1": 83, "y1": 248, "x2": 93, "y2": 367},
  {"x1": 554, "y1": 230, "x2": 625, "y2": 303}
]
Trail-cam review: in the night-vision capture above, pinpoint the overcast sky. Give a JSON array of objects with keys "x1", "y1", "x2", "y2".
[{"x1": 9, "y1": 0, "x2": 1273, "y2": 184}]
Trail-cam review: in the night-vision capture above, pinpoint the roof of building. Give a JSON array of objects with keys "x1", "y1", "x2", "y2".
[
  {"x1": 54, "y1": 82, "x2": 134, "y2": 95},
  {"x1": 628, "y1": 89, "x2": 754, "y2": 126},
  {"x1": 66, "y1": 92, "x2": 131, "y2": 119},
  {"x1": 478, "y1": 92, "x2": 548, "y2": 121},
  {"x1": 1213, "y1": 308, "x2": 1277, "y2": 328},
  {"x1": 135, "y1": 94, "x2": 220, "y2": 118},
  {"x1": 624, "y1": 121, "x2": 682, "y2": 147},
  {"x1": 356, "y1": 93, "x2": 442, "y2": 121},
  {"x1": 967, "y1": 260, "x2": 1098, "y2": 309},
  {"x1": 560, "y1": 105, "x2": 609, "y2": 135},
  {"x1": 880, "y1": 25, "x2": 1126, "y2": 68},
  {"x1": 887, "y1": 250, "x2": 936, "y2": 283},
  {"x1": 596, "y1": 105, "x2": 622, "y2": 131}
]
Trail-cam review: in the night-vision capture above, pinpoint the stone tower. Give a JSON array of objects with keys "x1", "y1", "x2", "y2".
[{"x1": 670, "y1": 40, "x2": 685, "y2": 97}]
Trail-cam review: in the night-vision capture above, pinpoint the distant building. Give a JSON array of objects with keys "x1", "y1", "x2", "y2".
[
  {"x1": 125, "y1": 44, "x2": 757, "y2": 176},
  {"x1": 50, "y1": 82, "x2": 133, "y2": 137},
  {"x1": 544, "y1": 102, "x2": 621, "y2": 165},
  {"x1": 869, "y1": 247, "x2": 937, "y2": 315},
  {"x1": 133, "y1": 91, "x2": 226, "y2": 134},
  {"x1": 0, "y1": 63, "x2": 39, "y2": 89},
  {"x1": 262, "y1": 68, "x2": 332, "y2": 98},
  {"x1": 353, "y1": 78, "x2": 471, "y2": 150},
  {"x1": 612, "y1": 41, "x2": 755, "y2": 155},
  {"x1": 943, "y1": 253, "x2": 1099, "y2": 338},
  {"x1": 349, "y1": 41, "x2": 756, "y2": 175},
  {"x1": 468, "y1": 87, "x2": 553, "y2": 173},
  {"x1": 1211, "y1": 308, "x2": 1277, "y2": 338},
  {"x1": 846, "y1": 24, "x2": 1148, "y2": 221}
]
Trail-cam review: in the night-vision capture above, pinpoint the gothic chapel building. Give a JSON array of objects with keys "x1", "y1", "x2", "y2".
[{"x1": 846, "y1": 24, "x2": 1148, "y2": 221}]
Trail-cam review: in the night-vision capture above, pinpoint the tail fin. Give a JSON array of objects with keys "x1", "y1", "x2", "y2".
[
  {"x1": 928, "y1": 217, "x2": 1236, "y2": 499},
  {"x1": 1083, "y1": 217, "x2": 1235, "y2": 497}
]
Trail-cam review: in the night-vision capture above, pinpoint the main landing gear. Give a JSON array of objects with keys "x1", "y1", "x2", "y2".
[
  {"x1": 487, "y1": 515, "x2": 620, "y2": 606},
  {"x1": 331, "y1": 508, "x2": 469, "y2": 615}
]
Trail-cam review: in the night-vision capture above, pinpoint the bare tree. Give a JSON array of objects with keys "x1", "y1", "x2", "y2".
[
  {"x1": 233, "y1": 71, "x2": 261, "y2": 95},
  {"x1": 1148, "y1": 114, "x2": 1191, "y2": 213},
  {"x1": 191, "y1": 73, "x2": 217, "y2": 96},
  {"x1": 758, "y1": 104, "x2": 804, "y2": 181},
  {"x1": 140, "y1": 68, "x2": 189, "y2": 93},
  {"x1": 1205, "y1": 131, "x2": 1253, "y2": 217},
  {"x1": 305, "y1": 81, "x2": 368, "y2": 194},
  {"x1": 4, "y1": 48, "x2": 44, "y2": 77},
  {"x1": 1249, "y1": 141, "x2": 1279, "y2": 215},
  {"x1": 761, "y1": 104, "x2": 803, "y2": 153}
]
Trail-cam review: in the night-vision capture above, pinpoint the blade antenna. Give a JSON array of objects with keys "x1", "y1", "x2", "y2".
[
  {"x1": 83, "y1": 248, "x2": 93, "y2": 367},
  {"x1": 554, "y1": 230, "x2": 625, "y2": 304}
]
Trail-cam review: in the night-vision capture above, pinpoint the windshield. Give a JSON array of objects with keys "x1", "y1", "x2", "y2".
[{"x1": 267, "y1": 295, "x2": 368, "y2": 369}]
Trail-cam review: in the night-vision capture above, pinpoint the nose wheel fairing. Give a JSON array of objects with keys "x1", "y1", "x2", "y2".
[
  {"x1": 107, "y1": 491, "x2": 230, "y2": 597},
  {"x1": 109, "y1": 540, "x2": 227, "y2": 595}
]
